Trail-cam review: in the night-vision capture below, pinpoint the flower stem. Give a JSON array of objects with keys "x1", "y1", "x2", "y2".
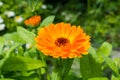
[{"x1": 52, "y1": 58, "x2": 74, "y2": 80}]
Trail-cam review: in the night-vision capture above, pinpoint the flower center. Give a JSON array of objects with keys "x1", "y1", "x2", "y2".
[{"x1": 55, "y1": 37, "x2": 69, "y2": 47}]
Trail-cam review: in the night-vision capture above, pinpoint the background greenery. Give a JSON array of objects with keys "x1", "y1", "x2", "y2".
[
  {"x1": 0, "y1": 0, "x2": 120, "y2": 80},
  {"x1": 0, "y1": 0, "x2": 120, "y2": 48}
]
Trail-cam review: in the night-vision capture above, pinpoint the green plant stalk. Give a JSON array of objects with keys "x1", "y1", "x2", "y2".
[
  {"x1": 47, "y1": 73, "x2": 51, "y2": 80},
  {"x1": 37, "y1": 68, "x2": 42, "y2": 80},
  {"x1": 52, "y1": 58, "x2": 74, "y2": 80},
  {"x1": 32, "y1": 0, "x2": 39, "y2": 12},
  {"x1": 61, "y1": 58, "x2": 74, "y2": 79},
  {"x1": 27, "y1": 0, "x2": 32, "y2": 12},
  {"x1": 52, "y1": 58, "x2": 62, "y2": 80},
  {"x1": 87, "y1": 0, "x2": 91, "y2": 12},
  {"x1": 27, "y1": 0, "x2": 39, "y2": 13},
  {"x1": 37, "y1": 51, "x2": 51, "y2": 80}
]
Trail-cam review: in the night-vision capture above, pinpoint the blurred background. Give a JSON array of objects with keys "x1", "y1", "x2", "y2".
[{"x1": 0, "y1": 0, "x2": 120, "y2": 49}]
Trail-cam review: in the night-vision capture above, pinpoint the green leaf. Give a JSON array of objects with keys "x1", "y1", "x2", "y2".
[
  {"x1": 88, "y1": 77, "x2": 109, "y2": 80},
  {"x1": 19, "y1": 56, "x2": 46, "y2": 70},
  {"x1": 0, "y1": 37, "x2": 5, "y2": 53},
  {"x1": 113, "y1": 58, "x2": 120, "y2": 67},
  {"x1": 80, "y1": 54, "x2": 103, "y2": 80},
  {"x1": 2, "y1": 56, "x2": 46, "y2": 71},
  {"x1": 4, "y1": 32, "x2": 25, "y2": 43},
  {"x1": 38, "y1": 15, "x2": 55, "y2": 28},
  {"x1": 104, "y1": 56, "x2": 119, "y2": 76},
  {"x1": 96, "y1": 42, "x2": 112, "y2": 63},
  {"x1": 1, "y1": 56, "x2": 27, "y2": 71},
  {"x1": 88, "y1": 46, "x2": 97, "y2": 59},
  {"x1": 17, "y1": 27, "x2": 35, "y2": 44},
  {"x1": 111, "y1": 75, "x2": 120, "y2": 80},
  {"x1": 0, "y1": 43, "x2": 20, "y2": 69}
]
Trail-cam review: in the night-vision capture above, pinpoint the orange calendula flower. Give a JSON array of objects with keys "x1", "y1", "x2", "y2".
[
  {"x1": 35, "y1": 22, "x2": 91, "y2": 59},
  {"x1": 24, "y1": 15, "x2": 41, "y2": 27}
]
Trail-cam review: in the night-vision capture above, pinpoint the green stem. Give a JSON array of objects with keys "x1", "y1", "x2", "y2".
[
  {"x1": 61, "y1": 58, "x2": 74, "y2": 79},
  {"x1": 52, "y1": 58, "x2": 62, "y2": 80},
  {"x1": 52, "y1": 58, "x2": 74, "y2": 80},
  {"x1": 37, "y1": 68, "x2": 41, "y2": 79},
  {"x1": 37, "y1": 51, "x2": 50, "y2": 80},
  {"x1": 27, "y1": 0, "x2": 32, "y2": 11},
  {"x1": 32, "y1": 0, "x2": 39, "y2": 12},
  {"x1": 46, "y1": 71, "x2": 51, "y2": 80},
  {"x1": 87, "y1": 0, "x2": 91, "y2": 12}
]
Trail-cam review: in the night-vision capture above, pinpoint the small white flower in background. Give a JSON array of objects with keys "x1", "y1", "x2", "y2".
[
  {"x1": 0, "y1": 1, "x2": 3, "y2": 7},
  {"x1": 61, "y1": 11, "x2": 67, "y2": 16},
  {"x1": 15, "y1": 16, "x2": 23, "y2": 23},
  {"x1": 0, "y1": 17, "x2": 4, "y2": 23},
  {"x1": 9, "y1": 41, "x2": 14, "y2": 45},
  {"x1": 0, "y1": 24, "x2": 5, "y2": 31},
  {"x1": 4, "y1": 11, "x2": 15, "y2": 18},
  {"x1": 41, "y1": 4, "x2": 47, "y2": 9},
  {"x1": 5, "y1": 40, "x2": 14, "y2": 45},
  {"x1": 3, "y1": 47, "x2": 10, "y2": 51},
  {"x1": 26, "y1": 43, "x2": 32, "y2": 49},
  {"x1": 65, "y1": 14, "x2": 73, "y2": 21},
  {"x1": 61, "y1": 12, "x2": 73, "y2": 21},
  {"x1": 65, "y1": 16, "x2": 71, "y2": 21}
]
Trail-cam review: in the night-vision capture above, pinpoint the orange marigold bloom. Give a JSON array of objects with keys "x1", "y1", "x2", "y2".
[
  {"x1": 24, "y1": 15, "x2": 41, "y2": 27},
  {"x1": 35, "y1": 22, "x2": 91, "y2": 59}
]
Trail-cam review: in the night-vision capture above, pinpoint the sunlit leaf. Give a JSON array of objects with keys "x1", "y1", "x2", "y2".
[
  {"x1": 80, "y1": 54, "x2": 103, "y2": 80},
  {"x1": 17, "y1": 27, "x2": 35, "y2": 44},
  {"x1": 96, "y1": 42, "x2": 112, "y2": 63},
  {"x1": 38, "y1": 15, "x2": 55, "y2": 29},
  {"x1": 89, "y1": 46, "x2": 97, "y2": 59},
  {"x1": 4, "y1": 32, "x2": 25, "y2": 43},
  {"x1": 113, "y1": 58, "x2": 120, "y2": 67},
  {"x1": 104, "y1": 56, "x2": 119, "y2": 76},
  {"x1": 111, "y1": 75, "x2": 120, "y2": 80},
  {"x1": 2, "y1": 56, "x2": 46, "y2": 71},
  {"x1": 1, "y1": 56, "x2": 27, "y2": 71},
  {"x1": 19, "y1": 56, "x2": 46, "y2": 70}
]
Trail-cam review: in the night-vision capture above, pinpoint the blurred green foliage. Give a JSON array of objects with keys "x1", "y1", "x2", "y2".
[
  {"x1": 0, "y1": 0, "x2": 120, "y2": 48},
  {"x1": 44, "y1": 0, "x2": 120, "y2": 48},
  {"x1": 0, "y1": 0, "x2": 120, "y2": 79}
]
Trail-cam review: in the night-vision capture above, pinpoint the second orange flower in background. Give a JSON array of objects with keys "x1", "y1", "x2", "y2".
[{"x1": 24, "y1": 15, "x2": 41, "y2": 27}]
